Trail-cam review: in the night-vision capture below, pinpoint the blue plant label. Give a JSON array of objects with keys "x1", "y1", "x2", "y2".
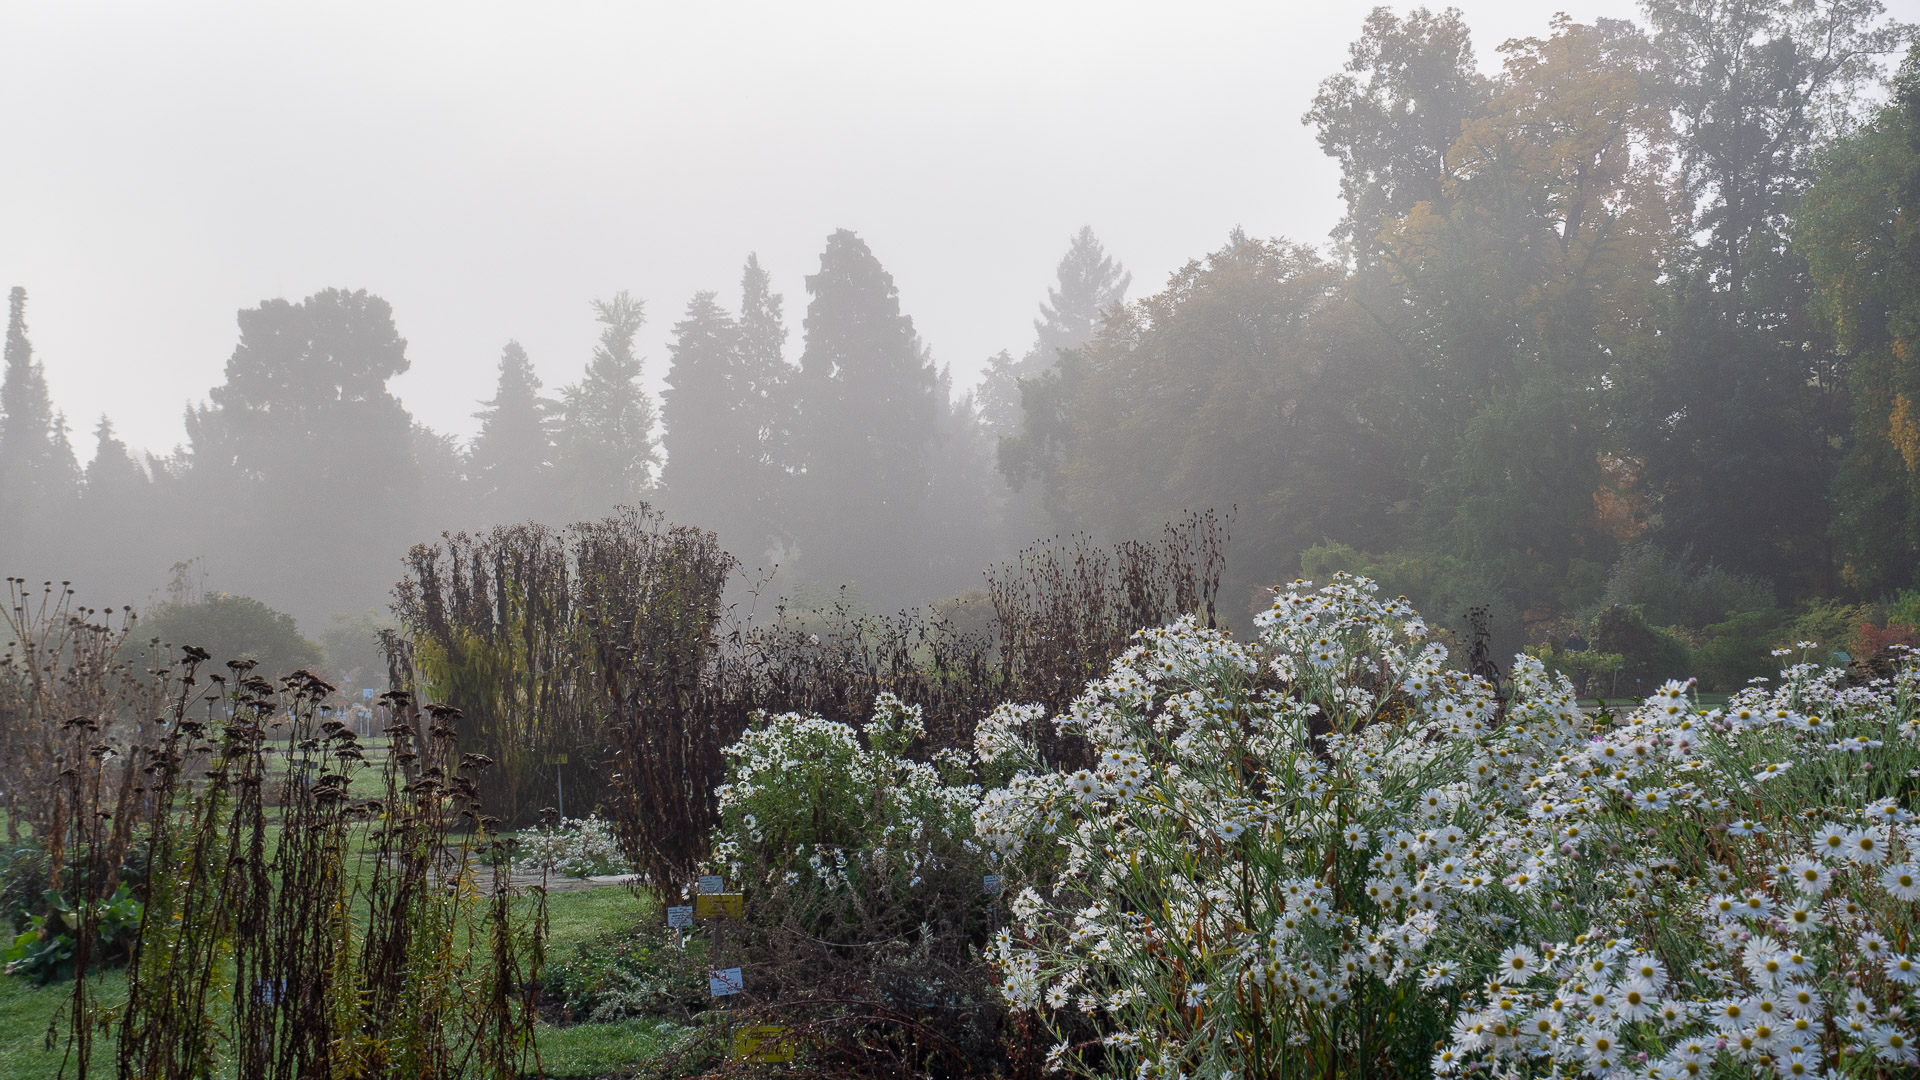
[
  {"x1": 709, "y1": 967, "x2": 744, "y2": 996},
  {"x1": 983, "y1": 874, "x2": 1004, "y2": 895},
  {"x1": 698, "y1": 874, "x2": 724, "y2": 894},
  {"x1": 666, "y1": 905, "x2": 693, "y2": 928}
]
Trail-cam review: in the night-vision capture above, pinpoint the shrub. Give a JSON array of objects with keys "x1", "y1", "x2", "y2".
[
  {"x1": 132, "y1": 591, "x2": 323, "y2": 677},
  {"x1": 542, "y1": 916, "x2": 705, "y2": 1023},
  {"x1": 702, "y1": 694, "x2": 1004, "y2": 1076},
  {"x1": 1599, "y1": 543, "x2": 1776, "y2": 629},
  {"x1": 1693, "y1": 607, "x2": 1788, "y2": 691},
  {"x1": 1786, "y1": 597, "x2": 1874, "y2": 662},
  {"x1": 1591, "y1": 603, "x2": 1692, "y2": 695},
  {"x1": 1524, "y1": 641, "x2": 1624, "y2": 698},
  {"x1": 515, "y1": 816, "x2": 633, "y2": 878}
]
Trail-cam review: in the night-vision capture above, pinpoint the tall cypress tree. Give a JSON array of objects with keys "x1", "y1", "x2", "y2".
[
  {"x1": 790, "y1": 230, "x2": 938, "y2": 601},
  {"x1": 554, "y1": 291, "x2": 657, "y2": 515},
  {"x1": 469, "y1": 340, "x2": 552, "y2": 523}
]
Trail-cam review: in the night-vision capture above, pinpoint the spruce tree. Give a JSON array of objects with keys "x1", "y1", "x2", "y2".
[
  {"x1": 979, "y1": 227, "x2": 1129, "y2": 441},
  {"x1": 790, "y1": 230, "x2": 939, "y2": 601},
  {"x1": 554, "y1": 291, "x2": 657, "y2": 515},
  {"x1": 469, "y1": 340, "x2": 552, "y2": 523},
  {"x1": 83, "y1": 415, "x2": 146, "y2": 503},
  {"x1": 1032, "y1": 225, "x2": 1132, "y2": 367}
]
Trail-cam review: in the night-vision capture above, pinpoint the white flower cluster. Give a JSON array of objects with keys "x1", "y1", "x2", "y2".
[
  {"x1": 975, "y1": 574, "x2": 1920, "y2": 1080},
  {"x1": 710, "y1": 693, "x2": 983, "y2": 897},
  {"x1": 514, "y1": 814, "x2": 632, "y2": 878}
]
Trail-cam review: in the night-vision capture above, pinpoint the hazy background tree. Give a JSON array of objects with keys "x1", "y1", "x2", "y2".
[
  {"x1": 660, "y1": 256, "x2": 794, "y2": 568},
  {"x1": 554, "y1": 291, "x2": 657, "y2": 518},
  {"x1": 979, "y1": 226, "x2": 1130, "y2": 442},
  {"x1": 468, "y1": 340, "x2": 553, "y2": 525},
  {"x1": 1301, "y1": 5, "x2": 1492, "y2": 261},
  {"x1": 1798, "y1": 43, "x2": 1920, "y2": 592},
  {"x1": 789, "y1": 229, "x2": 940, "y2": 605},
  {"x1": 0, "y1": 287, "x2": 81, "y2": 570},
  {"x1": 177, "y1": 287, "x2": 421, "y2": 623}
]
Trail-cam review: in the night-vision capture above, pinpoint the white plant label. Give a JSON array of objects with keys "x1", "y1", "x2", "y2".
[
  {"x1": 697, "y1": 874, "x2": 724, "y2": 894},
  {"x1": 709, "y1": 967, "x2": 744, "y2": 996},
  {"x1": 666, "y1": 905, "x2": 693, "y2": 928}
]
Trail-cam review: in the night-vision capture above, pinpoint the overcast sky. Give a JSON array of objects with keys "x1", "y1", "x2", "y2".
[{"x1": 4, "y1": 0, "x2": 1914, "y2": 458}]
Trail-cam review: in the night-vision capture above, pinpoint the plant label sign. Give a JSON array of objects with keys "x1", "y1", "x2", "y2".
[
  {"x1": 982, "y1": 874, "x2": 1004, "y2": 895},
  {"x1": 695, "y1": 892, "x2": 744, "y2": 919},
  {"x1": 731, "y1": 1024, "x2": 795, "y2": 1063},
  {"x1": 709, "y1": 967, "x2": 744, "y2": 997},
  {"x1": 666, "y1": 905, "x2": 693, "y2": 928},
  {"x1": 697, "y1": 874, "x2": 724, "y2": 894}
]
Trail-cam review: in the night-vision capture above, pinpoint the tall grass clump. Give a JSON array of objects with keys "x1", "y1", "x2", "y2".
[{"x1": 36, "y1": 641, "x2": 549, "y2": 1079}]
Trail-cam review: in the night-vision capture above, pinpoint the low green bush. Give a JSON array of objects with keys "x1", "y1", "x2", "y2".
[
  {"x1": 1693, "y1": 607, "x2": 1787, "y2": 691},
  {"x1": 1591, "y1": 603, "x2": 1692, "y2": 694}
]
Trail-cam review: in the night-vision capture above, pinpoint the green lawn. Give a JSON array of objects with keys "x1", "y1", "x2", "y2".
[{"x1": 0, "y1": 887, "x2": 673, "y2": 1079}]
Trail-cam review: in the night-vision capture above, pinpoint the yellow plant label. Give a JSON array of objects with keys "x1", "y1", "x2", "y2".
[{"x1": 731, "y1": 1024, "x2": 795, "y2": 1063}]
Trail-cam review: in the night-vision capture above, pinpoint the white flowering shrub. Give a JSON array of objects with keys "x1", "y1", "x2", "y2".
[
  {"x1": 977, "y1": 574, "x2": 1920, "y2": 1079},
  {"x1": 710, "y1": 692, "x2": 984, "y2": 918},
  {"x1": 514, "y1": 814, "x2": 633, "y2": 878},
  {"x1": 704, "y1": 693, "x2": 1006, "y2": 1071}
]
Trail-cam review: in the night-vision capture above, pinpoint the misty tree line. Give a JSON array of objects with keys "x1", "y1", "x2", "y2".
[
  {"x1": 0, "y1": 226, "x2": 1120, "y2": 627},
  {"x1": 3, "y1": 0, "x2": 1919, "y2": 659}
]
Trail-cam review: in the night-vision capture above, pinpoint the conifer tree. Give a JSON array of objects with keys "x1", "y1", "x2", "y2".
[
  {"x1": 1032, "y1": 225, "x2": 1132, "y2": 368},
  {"x1": 0, "y1": 287, "x2": 80, "y2": 502},
  {"x1": 790, "y1": 230, "x2": 939, "y2": 601},
  {"x1": 469, "y1": 340, "x2": 552, "y2": 522},
  {"x1": 189, "y1": 287, "x2": 420, "y2": 619},
  {"x1": 660, "y1": 292, "x2": 748, "y2": 543},
  {"x1": 736, "y1": 253, "x2": 792, "y2": 494},
  {"x1": 979, "y1": 227, "x2": 1129, "y2": 442},
  {"x1": 83, "y1": 415, "x2": 147, "y2": 504},
  {"x1": 659, "y1": 255, "x2": 793, "y2": 562},
  {"x1": 0, "y1": 287, "x2": 82, "y2": 565},
  {"x1": 554, "y1": 292, "x2": 657, "y2": 515}
]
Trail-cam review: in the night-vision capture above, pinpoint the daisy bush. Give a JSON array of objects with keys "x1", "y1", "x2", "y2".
[
  {"x1": 975, "y1": 574, "x2": 1920, "y2": 1080},
  {"x1": 514, "y1": 814, "x2": 633, "y2": 878},
  {"x1": 704, "y1": 694, "x2": 1005, "y2": 1073},
  {"x1": 709, "y1": 692, "x2": 985, "y2": 927}
]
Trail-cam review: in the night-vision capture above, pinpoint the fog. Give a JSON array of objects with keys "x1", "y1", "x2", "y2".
[
  {"x1": 2, "y1": 0, "x2": 1644, "y2": 454},
  {"x1": 4, "y1": 0, "x2": 1919, "y2": 680}
]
